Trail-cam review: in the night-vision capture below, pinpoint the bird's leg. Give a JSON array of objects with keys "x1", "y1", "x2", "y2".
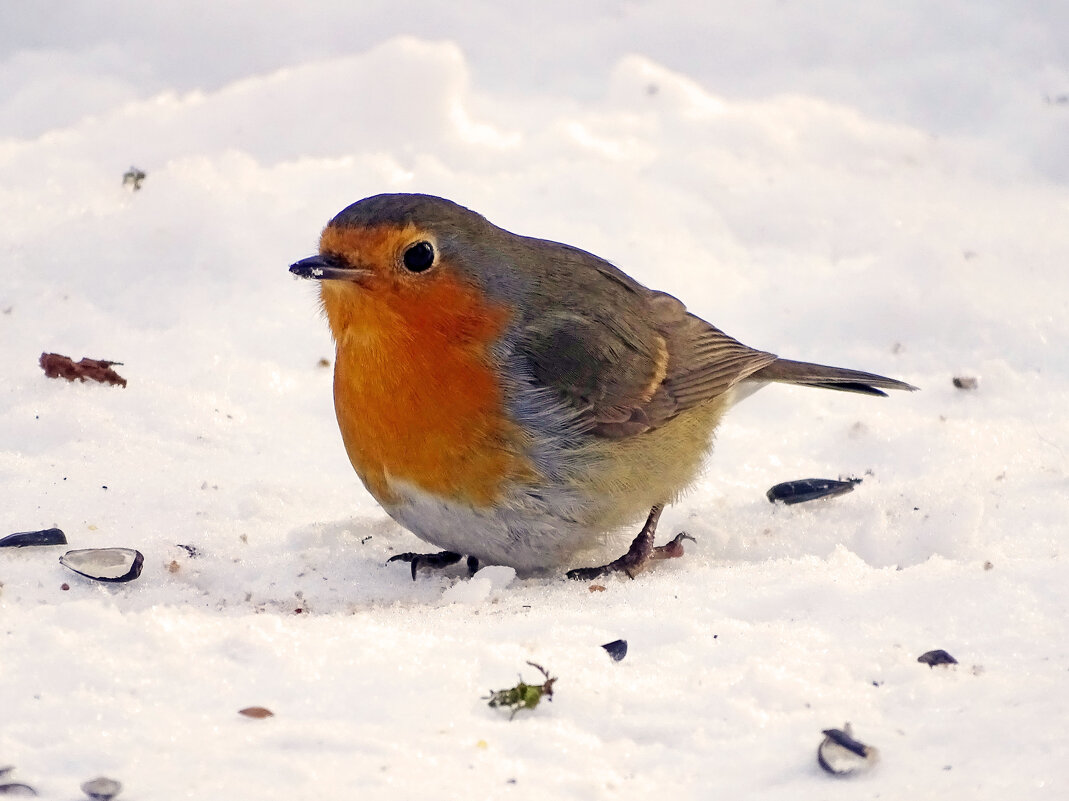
[
  {"x1": 387, "y1": 550, "x2": 470, "y2": 581},
  {"x1": 566, "y1": 505, "x2": 695, "y2": 581},
  {"x1": 566, "y1": 505, "x2": 662, "y2": 580}
]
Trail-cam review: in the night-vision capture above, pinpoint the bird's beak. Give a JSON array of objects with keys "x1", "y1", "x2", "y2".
[{"x1": 289, "y1": 254, "x2": 370, "y2": 282}]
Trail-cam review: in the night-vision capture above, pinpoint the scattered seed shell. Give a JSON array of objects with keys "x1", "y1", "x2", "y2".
[
  {"x1": 767, "y1": 477, "x2": 860, "y2": 505},
  {"x1": 122, "y1": 167, "x2": 146, "y2": 191},
  {"x1": 918, "y1": 649, "x2": 958, "y2": 667},
  {"x1": 60, "y1": 548, "x2": 144, "y2": 583},
  {"x1": 0, "y1": 528, "x2": 67, "y2": 548},
  {"x1": 818, "y1": 723, "x2": 879, "y2": 776},
  {"x1": 239, "y1": 706, "x2": 275, "y2": 719},
  {"x1": 80, "y1": 776, "x2": 122, "y2": 801},
  {"x1": 601, "y1": 639, "x2": 628, "y2": 662},
  {"x1": 0, "y1": 783, "x2": 39, "y2": 797}
]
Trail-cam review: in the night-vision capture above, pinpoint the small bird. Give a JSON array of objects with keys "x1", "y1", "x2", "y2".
[{"x1": 291, "y1": 194, "x2": 914, "y2": 579}]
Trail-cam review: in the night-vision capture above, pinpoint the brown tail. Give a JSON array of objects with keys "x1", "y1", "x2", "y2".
[{"x1": 749, "y1": 358, "x2": 917, "y2": 397}]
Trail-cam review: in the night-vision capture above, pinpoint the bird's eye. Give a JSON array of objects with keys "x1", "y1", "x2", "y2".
[{"x1": 402, "y1": 241, "x2": 436, "y2": 273}]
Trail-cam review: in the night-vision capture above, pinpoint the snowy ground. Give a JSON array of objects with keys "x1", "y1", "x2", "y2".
[{"x1": 2, "y1": 2, "x2": 1068, "y2": 798}]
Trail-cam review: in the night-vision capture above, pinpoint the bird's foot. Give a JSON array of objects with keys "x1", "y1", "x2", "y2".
[
  {"x1": 387, "y1": 551, "x2": 480, "y2": 581},
  {"x1": 565, "y1": 506, "x2": 696, "y2": 581},
  {"x1": 651, "y1": 531, "x2": 696, "y2": 561}
]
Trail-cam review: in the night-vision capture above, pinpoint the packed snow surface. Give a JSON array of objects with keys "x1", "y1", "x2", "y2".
[{"x1": 2, "y1": 3, "x2": 1068, "y2": 798}]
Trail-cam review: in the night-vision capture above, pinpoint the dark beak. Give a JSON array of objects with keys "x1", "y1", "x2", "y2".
[{"x1": 289, "y1": 254, "x2": 369, "y2": 282}]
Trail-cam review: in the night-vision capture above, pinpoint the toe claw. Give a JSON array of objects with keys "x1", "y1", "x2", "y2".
[
  {"x1": 386, "y1": 550, "x2": 463, "y2": 580},
  {"x1": 652, "y1": 532, "x2": 696, "y2": 561},
  {"x1": 565, "y1": 565, "x2": 608, "y2": 582}
]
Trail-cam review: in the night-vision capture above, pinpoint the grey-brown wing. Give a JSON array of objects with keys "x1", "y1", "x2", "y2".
[
  {"x1": 516, "y1": 287, "x2": 778, "y2": 438},
  {"x1": 518, "y1": 308, "x2": 670, "y2": 437},
  {"x1": 645, "y1": 291, "x2": 779, "y2": 422}
]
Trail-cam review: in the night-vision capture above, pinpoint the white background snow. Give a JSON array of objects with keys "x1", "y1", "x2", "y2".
[{"x1": 2, "y1": 2, "x2": 1068, "y2": 798}]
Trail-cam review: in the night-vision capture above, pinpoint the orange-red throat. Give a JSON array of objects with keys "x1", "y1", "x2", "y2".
[{"x1": 316, "y1": 223, "x2": 531, "y2": 508}]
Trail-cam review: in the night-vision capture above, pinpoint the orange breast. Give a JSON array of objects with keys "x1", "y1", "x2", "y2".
[{"x1": 322, "y1": 266, "x2": 531, "y2": 508}]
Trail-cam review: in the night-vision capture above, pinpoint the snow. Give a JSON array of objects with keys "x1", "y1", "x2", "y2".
[{"x1": 2, "y1": 2, "x2": 1068, "y2": 798}]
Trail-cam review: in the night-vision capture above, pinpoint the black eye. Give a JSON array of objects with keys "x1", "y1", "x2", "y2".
[{"x1": 402, "y1": 241, "x2": 435, "y2": 273}]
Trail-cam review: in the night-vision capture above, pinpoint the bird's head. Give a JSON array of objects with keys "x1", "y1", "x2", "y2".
[{"x1": 290, "y1": 193, "x2": 517, "y2": 348}]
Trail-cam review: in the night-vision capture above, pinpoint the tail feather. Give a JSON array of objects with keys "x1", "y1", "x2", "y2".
[{"x1": 749, "y1": 358, "x2": 917, "y2": 397}]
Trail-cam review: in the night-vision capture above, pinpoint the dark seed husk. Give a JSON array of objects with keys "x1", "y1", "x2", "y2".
[
  {"x1": 918, "y1": 649, "x2": 958, "y2": 667},
  {"x1": 767, "y1": 478, "x2": 860, "y2": 505},
  {"x1": 601, "y1": 639, "x2": 628, "y2": 662},
  {"x1": 80, "y1": 776, "x2": 122, "y2": 801},
  {"x1": 60, "y1": 548, "x2": 144, "y2": 583},
  {"x1": 0, "y1": 528, "x2": 67, "y2": 548},
  {"x1": 818, "y1": 723, "x2": 879, "y2": 776},
  {"x1": 0, "y1": 783, "x2": 39, "y2": 797}
]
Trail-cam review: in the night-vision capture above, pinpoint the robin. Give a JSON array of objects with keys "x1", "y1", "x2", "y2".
[{"x1": 290, "y1": 193, "x2": 914, "y2": 580}]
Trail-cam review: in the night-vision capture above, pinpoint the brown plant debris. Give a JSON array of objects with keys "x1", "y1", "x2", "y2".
[{"x1": 40, "y1": 353, "x2": 127, "y2": 387}]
